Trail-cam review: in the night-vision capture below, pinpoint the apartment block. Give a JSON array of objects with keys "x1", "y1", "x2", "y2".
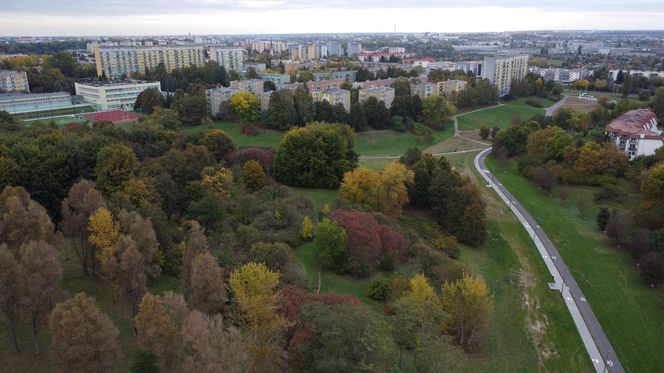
[
  {"x1": 347, "y1": 42, "x2": 362, "y2": 56},
  {"x1": 0, "y1": 70, "x2": 30, "y2": 93},
  {"x1": 230, "y1": 79, "x2": 264, "y2": 98},
  {"x1": 209, "y1": 47, "x2": 246, "y2": 73},
  {"x1": 258, "y1": 72, "x2": 291, "y2": 89},
  {"x1": 205, "y1": 86, "x2": 244, "y2": 118},
  {"x1": 481, "y1": 54, "x2": 529, "y2": 96},
  {"x1": 327, "y1": 41, "x2": 343, "y2": 56},
  {"x1": 436, "y1": 80, "x2": 468, "y2": 97},
  {"x1": 358, "y1": 86, "x2": 395, "y2": 108},
  {"x1": 311, "y1": 87, "x2": 351, "y2": 112},
  {"x1": 94, "y1": 45, "x2": 206, "y2": 79},
  {"x1": 75, "y1": 80, "x2": 161, "y2": 111}
]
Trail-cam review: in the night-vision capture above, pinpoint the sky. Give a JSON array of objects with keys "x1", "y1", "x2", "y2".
[{"x1": 2, "y1": 0, "x2": 664, "y2": 36}]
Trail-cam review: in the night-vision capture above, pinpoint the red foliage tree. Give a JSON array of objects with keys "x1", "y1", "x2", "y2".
[{"x1": 225, "y1": 147, "x2": 276, "y2": 175}]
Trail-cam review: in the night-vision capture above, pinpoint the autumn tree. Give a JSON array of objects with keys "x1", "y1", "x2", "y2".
[
  {"x1": 181, "y1": 221, "x2": 209, "y2": 296},
  {"x1": 0, "y1": 185, "x2": 58, "y2": 253},
  {"x1": 95, "y1": 143, "x2": 139, "y2": 194},
  {"x1": 49, "y1": 293, "x2": 122, "y2": 373},
  {"x1": 301, "y1": 216, "x2": 314, "y2": 241},
  {"x1": 229, "y1": 92, "x2": 260, "y2": 123},
  {"x1": 135, "y1": 292, "x2": 188, "y2": 372},
  {"x1": 19, "y1": 240, "x2": 64, "y2": 354},
  {"x1": 201, "y1": 129, "x2": 236, "y2": 162},
  {"x1": 97, "y1": 234, "x2": 148, "y2": 315},
  {"x1": 190, "y1": 252, "x2": 227, "y2": 314},
  {"x1": 0, "y1": 244, "x2": 21, "y2": 353},
  {"x1": 60, "y1": 180, "x2": 107, "y2": 276},
  {"x1": 442, "y1": 273, "x2": 494, "y2": 350},
  {"x1": 340, "y1": 161, "x2": 414, "y2": 217},
  {"x1": 242, "y1": 159, "x2": 267, "y2": 192},
  {"x1": 118, "y1": 209, "x2": 161, "y2": 280},
  {"x1": 200, "y1": 166, "x2": 234, "y2": 199},
  {"x1": 229, "y1": 262, "x2": 289, "y2": 371},
  {"x1": 88, "y1": 207, "x2": 119, "y2": 252}
]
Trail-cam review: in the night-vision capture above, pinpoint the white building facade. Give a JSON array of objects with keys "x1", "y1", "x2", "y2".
[
  {"x1": 75, "y1": 80, "x2": 161, "y2": 111},
  {"x1": 606, "y1": 109, "x2": 662, "y2": 160}
]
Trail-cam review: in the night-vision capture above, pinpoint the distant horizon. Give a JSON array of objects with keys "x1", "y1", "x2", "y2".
[
  {"x1": 3, "y1": 29, "x2": 664, "y2": 39},
  {"x1": 3, "y1": 1, "x2": 664, "y2": 36}
]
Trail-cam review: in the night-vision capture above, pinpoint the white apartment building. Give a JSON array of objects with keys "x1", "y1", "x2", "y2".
[
  {"x1": 209, "y1": 47, "x2": 246, "y2": 73},
  {"x1": 347, "y1": 42, "x2": 362, "y2": 56},
  {"x1": 94, "y1": 45, "x2": 206, "y2": 79},
  {"x1": 205, "y1": 86, "x2": 244, "y2": 118},
  {"x1": 230, "y1": 79, "x2": 264, "y2": 99},
  {"x1": 608, "y1": 69, "x2": 664, "y2": 81},
  {"x1": 75, "y1": 80, "x2": 161, "y2": 111},
  {"x1": 606, "y1": 109, "x2": 662, "y2": 160},
  {"x1": 0, "y1": 70, "x2": 30, "y2": 93},
  {"x1": 311, "y1": 87, "x2": 351, "y2": 112},
  {"x1": 481, "y1": 54, "x2": 529, "y2": 96},
  {"x1": 530, "y1": 68, "x2": 589, "y2": 83},
  {"x1": 358, "y1": 86, "x2": 395, "y2": 108}
]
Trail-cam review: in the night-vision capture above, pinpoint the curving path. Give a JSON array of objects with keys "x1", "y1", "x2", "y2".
[{"x1": 474, "y1": 148, "x2": 624, "y2": 373}]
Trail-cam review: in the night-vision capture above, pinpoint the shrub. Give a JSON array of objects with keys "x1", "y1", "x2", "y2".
[{"x1": 365, "y1": 275, "x2": 391, "y2": 301}]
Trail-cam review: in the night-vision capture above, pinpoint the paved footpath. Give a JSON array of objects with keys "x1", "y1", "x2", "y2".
[{"x1": 474, "y1": 148, "x2": 624, "y2": 373}]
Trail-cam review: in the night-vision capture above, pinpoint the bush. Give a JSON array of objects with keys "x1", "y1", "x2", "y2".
[
  {"x1": 365, "y1": 275, "x2": 391, "y2": 301},
  {"x1": 525, "y1": 99, "x2": 543, "y2": 108},
  {"x1": 240, "y1": 123, "x2": 259, "y2": 135}
]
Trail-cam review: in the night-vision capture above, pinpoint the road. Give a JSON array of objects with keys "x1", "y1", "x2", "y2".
[
  {"x1": 545, "y1": 95, "x2": 569, "y2": 116},
  {"x1": 474, "y1": 148, "x2": 624, "y2": 373}
]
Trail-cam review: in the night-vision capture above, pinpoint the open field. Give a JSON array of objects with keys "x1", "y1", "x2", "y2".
[
  {"x1": 486, "y1": 156, "x2": 664, "y2": 373},
  {"x1": 555, "y1": 96, "x2": 601, "y2": 114},
  {"x1": 457, "y1": 97, "x2": 557, "y2": 131}
]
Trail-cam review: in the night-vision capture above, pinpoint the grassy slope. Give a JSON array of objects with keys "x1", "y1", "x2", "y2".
[
  {"x1": 486, "y1": 156, "x2": 664, "y2": 373},
  {"x1": 457, "y1": 97, "x2": 556, "y2": 131}
]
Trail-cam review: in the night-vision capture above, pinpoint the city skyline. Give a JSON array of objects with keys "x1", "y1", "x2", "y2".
[{"x1": 2, "y1": 0, "x2": 664, "y2": 36}]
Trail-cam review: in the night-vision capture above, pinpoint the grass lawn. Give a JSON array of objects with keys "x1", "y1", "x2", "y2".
[
  {"x1": 486, "y1": 156, "x2": 664, "y2": 373},
  {"x1": 289, "y1": 187, "x2": 338, "y2": 209},
  {"x1": 181, "y1": 120, "x2": 454, "y2": 158},
  {"x1": 457, "y1": 97, "x2": 557, "y2": 131}
]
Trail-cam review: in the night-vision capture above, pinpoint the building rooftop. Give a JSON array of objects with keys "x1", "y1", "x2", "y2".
[
  {"x1": 606, "y1": 109, "x2": 661, "y2": 140},
  {"x1": 76, "y1": 79, "x2": 159, "y2": 87},
  {"x1": 0, "y1": 92, "x2": 70, "y2": 100}
]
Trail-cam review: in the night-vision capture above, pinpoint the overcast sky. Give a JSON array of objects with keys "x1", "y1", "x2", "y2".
[{"x1": 2, "y1": 0, "x2": 664, "y2": 36}]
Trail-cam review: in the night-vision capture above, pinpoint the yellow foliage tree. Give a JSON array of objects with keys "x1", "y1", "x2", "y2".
[
  {"x1": 229, "y1": 262, "x2": 289, "y2": 371},
  {"x1": 442, "y1": 273, "x2": 494, "y2": 350},
  {"x1": 201, "y1": 166, "x2": 234, "y2": 199},
  {"x1": 88, "y1": 207, "x2": 119, "y2": 251},
  {"x1": 229, "y1": 92, "x2": 259, "y2": 123},
  {"x1": 405, "y1": 273, "x2": 438, "y2": 304},
  {"x1": 339, "y1": 161, "x2": 414, "y2": 217},
  {"x1": 301, "y1": 216, "x2": 314, "y2": 241}
]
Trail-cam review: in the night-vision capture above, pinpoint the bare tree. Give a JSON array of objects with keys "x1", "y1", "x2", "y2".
[
  {"x1": 0, "y1": 244, "x2": 21, "y2": 353},
  {"x1": 190, "y1": 252, "x2": 227, "y2": 314},
  {"x1": 181, "y1": 221, "x2": 209, "y2": 296}
]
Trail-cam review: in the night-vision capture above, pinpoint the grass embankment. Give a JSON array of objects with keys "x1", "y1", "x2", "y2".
[
  {"x1": 486, "y1": 156, "x2": 664, "y2": 373},
  {"x1": 457, "y1": 97, "x2": 557, "y2": 131}
]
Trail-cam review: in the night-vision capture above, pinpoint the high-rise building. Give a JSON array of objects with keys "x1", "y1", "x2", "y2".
[
  {"x1": 230, "y1": 79, "x2": 264, "y2": 98},
  {"x1": 75, "y1": 80, "x2": 161, "y2": 111},
  {"x1": 327, "y1": 41, "x2": 343, "y2": 57},
  {"x1": 206, "y1": 86, "x2": 243, "y2": 118},
  {"x1": 209, "y1": 47, "x2": 246, "y2": 73},
  {"x1": 481, "y1": 54, "x2": 529, "y2": 96},
  {"x1": 0, "y1": 70, "x2": 30, "y2": 93},
  {"x1": 94, "y1": 45, "x2": 206, "y2": 79},
  {"x1": 347, "y1": 42, "x2": 362, "y2": 56}
]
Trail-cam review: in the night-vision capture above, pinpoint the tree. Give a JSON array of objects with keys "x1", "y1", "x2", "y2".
[
  {"x1": 0, "y1": 244, "x2": 21, "y2": 353},
  {"x1": 363, "y1": 96, "x2": 390, "y2": 129},
  {"x1": 142, "y1": 107, "x2": 182, "y2": 130},
  {"x1": 19, "y1": 240, "x2": 64, "y2": 354},
  {"x1": 200, "y1": 166, "x2": 234, "y2": 199},
  {"x1": 190, "y1": 252, "x2": 227, "y2": 314},
  {"x1": 293, "y1": 302, "x2": 390, "y2": 372},
  {"x1": 130, "y1": 350, "x2": 160, "y2": 373},
  {"x1": 201, "y1": 129, "x2": 236, "y2": 162},
  {"x1": 182, "y1": 221, "x2": 209, "y2": 296},
  {"x1": 293, "y1": 86, "x2": 313, "y2": 125},
  {"x1": 422, "y1": 96, "x2": 455, "y2": 130},
  {"x1": 95, "y1": 143, "x2": 139, "y2": 194},
  {"x1": 229, "y1": 262, "x2": 289, "y2": 372},
  {"x1": 641, "y1": 163, "x2": 664, "y2": 201},
  {"x1": 275, "y1": 122, "x2": 358, "y2": 188},
  {"x1": 49, "y1": 293, "x2": 122, "y2": 373},
  {"x1": 241, "y1": 159, "x2": 267, "y2": 192},
  {"x1": 442, "y1": 273, "x2": 494, "y2": 350},
  {"x1": 479, "y1": 125, "x2": 490, "y2": 140},
  {"x1": 266, "y1": 89, "x2": 297, "y2": 130},
  {"x1": 135, "y1": 292, "x2": 188, "y2": 372},
  {"x1": 134, "y1": 88, "x2": 165, "y2": 114},
  {"x1": 348, "y1": 102, "x2": 366, "y2": 130},
  {"x1": 118, "y1": 210, "x2": 161, "y2": 280},
  {"x1": 494, "y1": 125, "x2": 531, "y2": 156},
  {"x1": 653, "y1": 87, "x2": 664, "y2": 122},
  {"x1": 314, "y1": 218, "x2": 349, "y2": 273},
  {"x1": 88, "y1": 207, "x2": 119, "y2": 252},
  {"x1": 597, "y1": 207, "x2": 610, "y2": 232},
  {"x1": 301, "y1": 216, "x2": 314, "y2": 241},
  {"x1": 0, "y1": 186, "x2": 58, "y2": 254},
  {"x1": 61, "y1": 180, "x2": 107, "y2": 276},
  {"x1": 229, "y1": 92, "x2": 260, "y2": 123},
  {"x1": 172, "y1": 94, "x2": 208, "y2": 126}
]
